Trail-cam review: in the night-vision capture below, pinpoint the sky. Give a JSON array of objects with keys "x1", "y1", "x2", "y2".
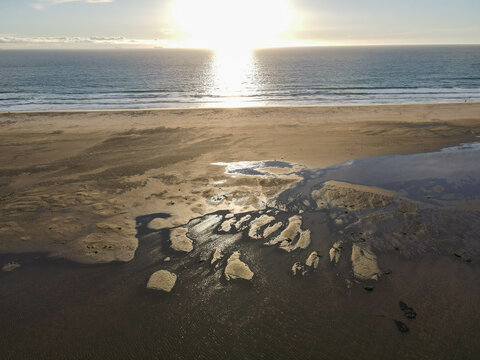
[{"x1": 0, "y1": 0, "x2": 479, "y2": 49}]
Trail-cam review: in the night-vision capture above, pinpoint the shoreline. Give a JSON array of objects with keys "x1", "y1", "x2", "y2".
[{"x1": 2, "y1": 101, "x2": 480, "y2": 115}]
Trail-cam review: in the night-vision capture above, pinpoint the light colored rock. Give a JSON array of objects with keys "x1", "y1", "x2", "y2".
[
  {"x1": 329, "y1": 241, "x2": 343, "y2": 264},
  {"x1": 266, "y1": 215, "x2": 311, "y2": 252},
  {"x1": 225, "y1": 251, "x2": 254, "y2": 281},
  {"x1": 294, "y1": 230, "x2": 311, "y2": 250},
  {"x1": 312, "y1": 181, "x2": 395, "y2": 211},
  {"x1": 170, "y1": 227, "x2": 193, "y2": 253},
  {"x1": 351, "y1": 243, "x2": 381, "y2": 281},
  {"x1": 164, "y1": 257, "x2": 171, "y2": 262},
  {"x1": 263, "y1": 222, "x2": 283, "y2": 238},
  {"x1": 329, "y1": 248, "x2": 340, "y2": 264},
  {"x1": 2, "y1": 262, "x2": 20, "y2": 272},
  {"x1": 291, "y1": 262, "x2": 304, "y2": 276},
  {"x1": 211, "y1": 248, "x2": 223, "y2": 264},
  {"x1": 220, "y1": 217, "x2": 237, "y2": 232},
  {"x1": 147, "y1": 270, "x2": 177, "y2": 292},
  {"x1": 235, "y1": 214, "x2": 251, "y2": 230},
  {"x1": 306, "y1": 251, "x2": 320, "y2": 269},
  {"x1": 248, "y1": 215, "x2": 275, "y2": 239}
]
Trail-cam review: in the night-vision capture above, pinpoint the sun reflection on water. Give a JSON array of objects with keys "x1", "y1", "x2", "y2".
[{"x1": 208, "y1": 49, "x2": 260, "y2": 107}]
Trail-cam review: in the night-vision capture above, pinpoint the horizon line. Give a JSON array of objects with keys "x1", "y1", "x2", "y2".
[{"x1": 1, "y1": 43, "x2": 480, "y2": 51}]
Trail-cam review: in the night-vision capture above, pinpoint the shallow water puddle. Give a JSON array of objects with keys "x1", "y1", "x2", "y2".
[{"x1": 211, "y1": 160, "x2": 297, "y2": 176}]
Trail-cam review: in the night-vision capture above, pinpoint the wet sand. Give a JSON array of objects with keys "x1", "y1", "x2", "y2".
[{"x1": 1, "y1": 103, "x2": 480, "y2": 359}]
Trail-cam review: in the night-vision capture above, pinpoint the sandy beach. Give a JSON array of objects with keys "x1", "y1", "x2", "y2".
[{"x1": 1, "y1": 103, "x2": 479, "y2": 359}]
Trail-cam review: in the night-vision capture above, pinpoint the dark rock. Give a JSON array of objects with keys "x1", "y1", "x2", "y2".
[
  {"x1": 394, "y1": 320, "x2": 410, "y2": 333},
  {"x1": 364, "y1": 286, "x2": 374, "y2": 292},
  {"x1": 399, "y1": 301, "x2": 417, "y2": 319},
  {"x1": 383, "y1": 269, "x2": 392, "y2": 275}
]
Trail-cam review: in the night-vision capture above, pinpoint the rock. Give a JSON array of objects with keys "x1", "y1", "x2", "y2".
[
  {"x1": 394, "y1": 320, "x2": 410, "y2": 333},
  {"x1": 346, "y1": 279, "x2": 354, "y2": 289},
  {"x1": 364, "y1": 285, "x2": 374, "y2": 291},
  {"x1": 2, "y1": 262, "x2": 20, "y2": 272},
  {"x1": 225, "y1": 251, "x2": 254, "y2": 281},
  {"x1": 248, "y1": 215, "x2": 275, "y2": 239},
  {"x1": 263, "y1": 222, "x2": 283, "y2": 237},
  {"x1": 399, "y1": 301, "x2": 417, "y2": 319},
  {"x1": 170, "y1": 227, "x2": 193, "y2": 253},
  {"x1": 266, "y1": 215, "x2": 311, "y2": 252},
  {"x1": 295, "y1": 230, "x2": 312, "y2": 250},
  {"x1": 312, "y1": 181, "x2": 395, "y2": 211},
  {"x1": 329, "y1": 240, "x2": 343, "y2": 264},
  {"x1": 305, "y1": 251, "x2": 320, "y2": 269},
  {"x1": 235, "y1": 215, "x2": 252, "y2": 231},
  {"x1": 147, "y1": 270, "x2": 177, "y2": 292},
  {"x1": 211, "y1": 248, "x2": 223, "y2": 264},
  {"x1": 164, "y1": 257, "x2": 171, "y2": 262},
  {"x1": 220, "y1": 217, "x2": 236, "y2": 232},
  {"x1": 291, "y1": 262, "x2": 304, "y2": 276},
  {"x1": 351, "y1": 243, "x2": 381, "y2": 281}
]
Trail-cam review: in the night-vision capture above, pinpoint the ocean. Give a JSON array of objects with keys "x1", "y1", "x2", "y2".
[{"x1": 1, "y1": 45, "x2": 480, "y2": 111}]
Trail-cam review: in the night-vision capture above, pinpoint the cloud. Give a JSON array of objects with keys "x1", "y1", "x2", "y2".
[
  {"x1": 33, "y1": 0, "x2": 113, "y2": 10},
  {"x1": 0, "y1": 35, "x2": 167, "y2": 48}
]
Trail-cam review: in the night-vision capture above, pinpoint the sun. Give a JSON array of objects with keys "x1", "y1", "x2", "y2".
[{"x1": 171, "y1": 0, "x2": 292, "y2": 50}]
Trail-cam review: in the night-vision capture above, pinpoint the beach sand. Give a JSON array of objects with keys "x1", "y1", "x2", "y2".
[
  {"x1": 1, "y1": 103, "x2": 479, "y2": 359},
  {"x1": 1, "y1": 103, "x2": 479, "y2": 262}
]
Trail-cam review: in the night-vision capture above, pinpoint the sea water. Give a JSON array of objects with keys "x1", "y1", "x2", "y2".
[{"x1": 1, "y1": 45, "x2": 480, "y2": 111}]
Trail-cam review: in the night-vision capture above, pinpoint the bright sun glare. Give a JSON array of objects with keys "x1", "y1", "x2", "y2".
[{"x1": 172, "y1": 0, "x2": 292, "y2": 50}]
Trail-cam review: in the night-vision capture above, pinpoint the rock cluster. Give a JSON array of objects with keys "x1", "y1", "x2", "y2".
[
  {"x1": 266, "y1": 215, "x2": 311, "y2": 252},
  {"x1": 248, "y1": 215, "x2": 275, "y2": 239}
]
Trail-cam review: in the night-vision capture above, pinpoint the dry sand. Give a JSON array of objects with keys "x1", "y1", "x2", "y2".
[{"x1": 1, "y1": 103, "x2": 480, "y2": 263}]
